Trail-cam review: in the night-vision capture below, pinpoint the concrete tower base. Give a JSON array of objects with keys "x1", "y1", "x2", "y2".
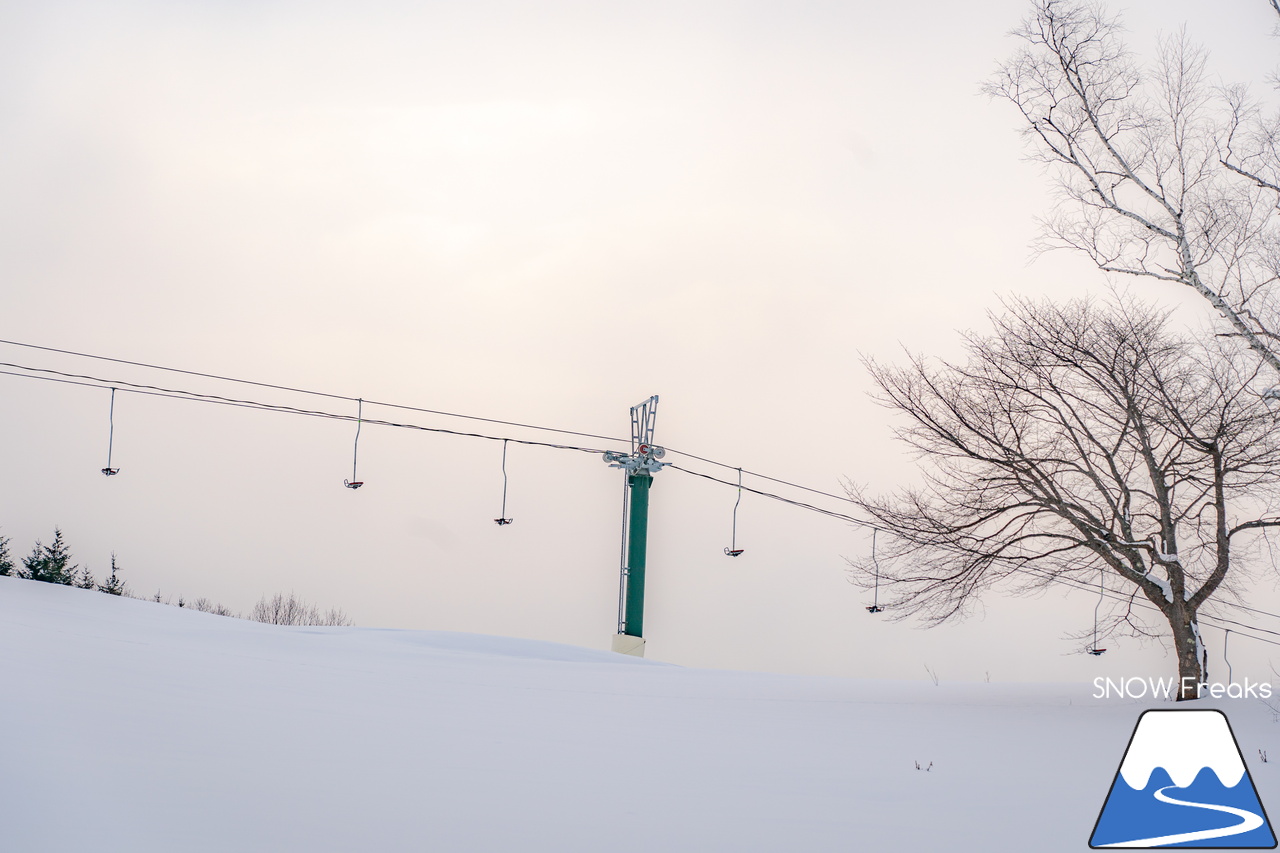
[{"x1": 611, "y1": 634, "x2": 646, "y2": 657}]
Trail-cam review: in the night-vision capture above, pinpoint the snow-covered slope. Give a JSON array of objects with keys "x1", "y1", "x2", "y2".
[{"x1": 2, "y1": 576, "x2": 1277, "y2": 852}]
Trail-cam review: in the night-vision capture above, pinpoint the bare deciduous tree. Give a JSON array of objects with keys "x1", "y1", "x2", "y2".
[
  {"x1": 989, "y1": 0, "x2": 1280, "y2": 380},
  {"x1": 850, "y1": 299, "x2": 1280, "y2": 699}
]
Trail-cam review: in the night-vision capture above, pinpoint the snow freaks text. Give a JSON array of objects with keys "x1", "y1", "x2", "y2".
[{"x1": 1093, "y1": 677, "x2": 1274, "y2": 700}]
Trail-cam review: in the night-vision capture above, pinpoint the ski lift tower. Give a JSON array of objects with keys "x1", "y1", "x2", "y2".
[{"x1": 603, "y1": 395, "x2": 665, "y2": 657}]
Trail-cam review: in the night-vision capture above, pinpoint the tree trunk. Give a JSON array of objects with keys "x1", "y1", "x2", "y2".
[{"x1": 1167, "y1": 603, "x2": 1203, "y2": 701}]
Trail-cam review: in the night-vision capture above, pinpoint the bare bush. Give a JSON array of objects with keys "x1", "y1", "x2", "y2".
[
  {"x1": 249, "y1": 592, "x2": 353, "y2": 627},
  {"x1": 189, "y1": 597, "x2": 238, "y2": 618}
]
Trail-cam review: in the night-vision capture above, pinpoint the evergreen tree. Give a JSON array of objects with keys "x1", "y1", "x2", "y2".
[
  {"x1": 0, "y1": 532, "x2": 13, "y2": 577},
  {"x1": 21, "y1": 528, "x2": 79, "y2": 585},
  {"x1": 76, "y1": 565, "x2": 96, "y2": 589},
  {"x1": 99, "y1": 554, "x2": 129, "y2": 597},
  {"x1": 20, "y1": 543, "x2": 40, "y2": 580}
]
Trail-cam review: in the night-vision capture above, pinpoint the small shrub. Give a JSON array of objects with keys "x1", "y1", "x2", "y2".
[
  {"x1": 249, "y1": 592, "x2": 352, "y2": 627},
  {"x1": 189, "y1": 597, "x2": 237, "y2": 618}
]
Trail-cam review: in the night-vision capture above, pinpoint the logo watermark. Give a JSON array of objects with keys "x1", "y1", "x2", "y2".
[
  {"x1": 1090, "y1": 710, "x2": 1276, "y2": 848},
  {"x1": 1093, "y1": 677, "x2": 1273, "y2": 701}
]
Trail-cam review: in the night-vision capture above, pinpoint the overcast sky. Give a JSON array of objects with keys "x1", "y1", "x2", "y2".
[{"x1": 2, "y1": 0, "x2": 1278, "y2": 685}]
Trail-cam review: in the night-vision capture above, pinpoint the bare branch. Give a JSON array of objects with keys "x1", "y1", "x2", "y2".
[
  {"x1": 990, "y1": 0, "x2": 1280, "y2": 379},
  {"x1": 852, "y1": 297, "x2": 1280, "y2": 696}
]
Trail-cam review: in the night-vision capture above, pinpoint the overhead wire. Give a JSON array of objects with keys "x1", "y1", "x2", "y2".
[
  {"x1": 665, "y1": 463, "x2": 872, "y2": 527},
  {"x1": 1201, "y1": 598, "x2": 1280, "y2": 625},
  {"x1": 0, "y1": 338, "x2": 866, "y2": 508},
  {"x1": 0, "y1": 338, "x2": 626, "y2": 444},
  {"x1": 1003, "y1": 557, "x2": 1280, "y2": 650},
  {"x1": 0, "y1": 366, "x2": 617, "y2": 457},
  {"x1": 667, "y1": 463, "x2": 1280, "y2": 648},
  {"x1": 664, "y1": 445, "x2": 858, "y2": 507}
]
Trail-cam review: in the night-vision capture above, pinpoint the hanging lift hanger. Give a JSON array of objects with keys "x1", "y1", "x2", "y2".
[
  {"x1": 866, "y1": 528, "x2": 884, "y2": 613},
  {"x1": 344, "y1": 398, "x2": 364, "y2": 489},
  {"x1": 1087, "y1": 567, "x2": 1107, "y2": 655},
  {"x1": 101, "y1": 387, "x2": 120, "y2": 476},
  {"x1": 723, "y1": 467, "x2": 744, "y2": 557},
  {"x1": 1224, "y1": 628, "x2": 1232, "y2": 685},
  {"x1": 494, "y1": 439, "x2": 513, "y2": 525}
]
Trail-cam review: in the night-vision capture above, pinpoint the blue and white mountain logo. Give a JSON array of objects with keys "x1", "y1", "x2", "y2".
[{"x1": 1090, "y1": 709, "x2": 1276, "y2": 848}]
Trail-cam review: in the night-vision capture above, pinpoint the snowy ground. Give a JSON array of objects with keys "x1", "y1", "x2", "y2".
[{"x1": 3, "y1": 577, "x2": 1279, "y2": 852}]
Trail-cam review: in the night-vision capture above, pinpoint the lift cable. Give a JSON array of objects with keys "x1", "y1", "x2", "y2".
[
  {"x1": 670, "y1": 463, "x2": 1280, "y2": 622},
  {"x1": 0, "y1": 339, "x2": 626, "y2": 444},
  {"x1": 666, "y1": 463, "x2": 873, "y2": 529},
  {"x1": 1018, "y1": 562, "x2": 1280, "y2": 650},
  {"x1": 0, "y1": 367, "x2": 617, "y2": 457},
  {"x1": 664, "y1": 446, "x2": 857, "y2": 507},
  {"x1": 0, "y1": 339, "x2": 862, "y2": 509}
]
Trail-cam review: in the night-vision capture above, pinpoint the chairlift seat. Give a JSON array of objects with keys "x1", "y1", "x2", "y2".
[
  {"x1": 101, "y1": 467, "x2": 120, "y2": 476},
  {"x1": 866, "y1": 604, "x2": 884, "y2": 614},
  {"x1": 494, "y1": 518, "x2": 513, "y2": 525},
  {"x1": 724, "y1": 548, "x2": 744, "y2": 557},
  {"x1": 1087, "y1": 648, "x2": 1107, "y2": 656},
  {"x1": 344, "y1": 480, "x2": 364, "y2": 490}
]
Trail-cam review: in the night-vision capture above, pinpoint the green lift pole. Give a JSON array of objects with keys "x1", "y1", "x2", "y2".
[
  {"x1": 604, "y1": 395, "x2": 663, "y2": 657},
  {"x1": 622, "y1": 471, "x2": 652, "y2": 638}
]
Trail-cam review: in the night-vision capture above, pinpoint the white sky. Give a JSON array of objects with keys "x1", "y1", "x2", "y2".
[{"x1": 2, "y1": 0, "x2": 1279, "y2": 685}]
